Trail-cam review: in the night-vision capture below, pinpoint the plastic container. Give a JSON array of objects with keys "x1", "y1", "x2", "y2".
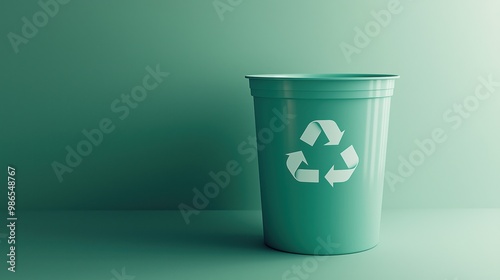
[{"x1": 245, "y1": 74, "x2": 399, "y2": 255}]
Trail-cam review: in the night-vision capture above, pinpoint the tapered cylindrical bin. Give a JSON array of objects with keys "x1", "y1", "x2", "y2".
[{"x1": 245, "y1": 74, "x2": 399, "y2": 255}]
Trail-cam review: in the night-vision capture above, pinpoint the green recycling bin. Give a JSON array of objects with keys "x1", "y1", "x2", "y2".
[{"x1": 245, "y1": 74, "x2": 399, "y2": 255}]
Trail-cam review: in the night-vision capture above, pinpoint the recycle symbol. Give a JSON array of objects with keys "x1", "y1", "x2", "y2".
[{"x1": 286, "y1": 120, "x2": 359, "y2": 187}]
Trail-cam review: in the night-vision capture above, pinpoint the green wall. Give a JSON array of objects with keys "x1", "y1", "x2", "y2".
[{"x1": 1, "y1": 0, "x2": 499, "y2": 210}]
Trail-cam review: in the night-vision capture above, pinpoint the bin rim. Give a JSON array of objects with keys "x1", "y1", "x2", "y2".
[{"x1": 245, "y1": 73, "x2": 400, "y2": 80}]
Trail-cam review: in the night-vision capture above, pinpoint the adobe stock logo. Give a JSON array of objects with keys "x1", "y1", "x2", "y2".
[
  {"x1": 178, "y1": 106, "x2": 296, "y2": 225},
  {"x1": 51, "y1": 64, "x2": 170, "y2": 183},
  {"x1": 213, "y1": 0, "x2": 243, "y2": 22},
  {"x1": 385, "y1": 74, "x2": 500, "y2": 191},
  {"x1": 339, "y1": 0, "x2": 407, "y2": 63},
  {"x1": 7, "y1": 0, "x2": 71, "y2": 54}
]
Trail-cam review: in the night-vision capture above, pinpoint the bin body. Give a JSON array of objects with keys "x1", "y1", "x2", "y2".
[{"x1": 246, "y1": 74, "x2": 399, "y2": 255}]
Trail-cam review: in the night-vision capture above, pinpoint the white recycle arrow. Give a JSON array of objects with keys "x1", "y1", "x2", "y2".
[
  {"x1": 325, "y1": 145, "x2": 359, "y2": 187},
  {"x1": 286, "y1": 151, "x2": 319, "y2": 183},
  {"x1": 300, "y1": 120, "x2": 345, "y2": 146}
]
